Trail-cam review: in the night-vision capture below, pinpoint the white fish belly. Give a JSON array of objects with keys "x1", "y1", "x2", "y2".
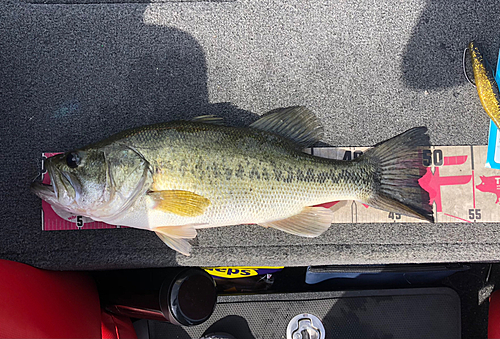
[{"x1": 98, "y1": 177, "x2": 358, "y2": 230}]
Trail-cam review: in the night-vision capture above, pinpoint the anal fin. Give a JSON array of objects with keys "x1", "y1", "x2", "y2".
[
  {"x1": 259, "y1": 207, "x2": 333, "y2": 237},
  {"x1": 153, "y1": 225, "x2": 198, "y2": 256}
]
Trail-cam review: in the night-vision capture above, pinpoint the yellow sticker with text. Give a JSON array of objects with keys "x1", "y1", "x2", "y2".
[{"x1": 203, "y1": 266, "x2": 283, "y2": 279}]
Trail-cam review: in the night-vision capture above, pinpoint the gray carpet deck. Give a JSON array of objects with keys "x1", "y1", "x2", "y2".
[{"x1": 1, "y1": 0, "x2": 499, "y2": 269}]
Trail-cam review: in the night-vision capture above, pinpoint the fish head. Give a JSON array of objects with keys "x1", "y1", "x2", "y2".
[{"x1": 31, "y1": 144, "x2": 152, "y2": 221}]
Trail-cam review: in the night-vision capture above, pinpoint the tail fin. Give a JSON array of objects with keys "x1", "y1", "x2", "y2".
[{"x1": 357, "y1": 127, "x2": 434, "y2": 222}]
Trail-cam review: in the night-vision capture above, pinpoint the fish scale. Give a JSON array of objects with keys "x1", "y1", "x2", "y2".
[{"x1": 140, "y1": 125, "x2": 367, "y2": 225}]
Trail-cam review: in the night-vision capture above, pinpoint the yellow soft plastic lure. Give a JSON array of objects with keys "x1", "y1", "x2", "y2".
[{"x1": 469, "y1": 41, "x2": 500, "y2": 129}]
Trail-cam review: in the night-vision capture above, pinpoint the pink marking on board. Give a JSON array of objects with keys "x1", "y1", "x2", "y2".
[
  {"x1": 443, "y1": 213, "x2": 472, "y2": 223},
  {"x1": 443, "y1": 155, "x2": 468, "y2": 166},
  {"x1": 476, "y1": 175, "x2": 500, "y2": 204},
  {"x1": 313, "y1": 201, "x2": 340, "y2": 208},
  {"x1": 42, "y1": 200, "x2": 117, "y2": 231},
  {"x1": 419, "y1": 167, "x2": 472, "y2": 213},
  {"x1": 44, "y1": 152, "x2": 61, "y2": 157},
  {"x1": 41, "y1": 153, "x2": 119, "y2": 230},
  {"x1": 313, "y1": 201, "x2": 369, "y2": 209}
]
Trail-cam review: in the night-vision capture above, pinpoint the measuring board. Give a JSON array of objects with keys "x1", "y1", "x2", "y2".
[
  {"x1": 40, "y1": 146, "x2": 500, "y2": 231},
  {"x1": 311, "y1": 145, "x2": 495, "y2": 224}
]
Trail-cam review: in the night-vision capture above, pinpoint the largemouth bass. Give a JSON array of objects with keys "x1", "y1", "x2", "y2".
[{"x1": 31, "y1": 107, "x2": 433, "y2": 255}]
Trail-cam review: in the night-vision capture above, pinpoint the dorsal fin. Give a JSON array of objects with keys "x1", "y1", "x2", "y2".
[
  {"x1": 249, "y1": 106, "x2": 324, "y2": 148},
  {"x1": 191, "y1": 115, "x2": 225, "y2": 125}
]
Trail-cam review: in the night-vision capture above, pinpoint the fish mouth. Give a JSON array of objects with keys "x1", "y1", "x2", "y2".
[
  {"x1": 30, "y1": 181, "x2": 56, "y2": 201},
  {"x1": 31, "y1": 162, "x2": 80, "y2": 208},
  {"x1": 30, "y1": 162, "x2": 60, "y2": 205},
  {"x1": 31, "y1": 172, "x2": 82, "y2": 217}
]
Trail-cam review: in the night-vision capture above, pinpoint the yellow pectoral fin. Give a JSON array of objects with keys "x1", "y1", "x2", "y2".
[{"x1": 148, "y1": 190, "x2": 211, "y2": 217}]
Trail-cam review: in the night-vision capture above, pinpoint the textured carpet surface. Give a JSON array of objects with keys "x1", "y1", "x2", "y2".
[{"x1": 1, "y1": 0, "x2": 499, "y2": 269}]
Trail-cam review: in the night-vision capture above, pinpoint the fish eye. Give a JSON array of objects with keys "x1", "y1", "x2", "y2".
[{"x1": 66, "y1": 152, "x2": 81, "y2": 168}]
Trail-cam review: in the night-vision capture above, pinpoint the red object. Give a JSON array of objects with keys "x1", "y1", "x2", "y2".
[
  {"x1": 443, "y1": 155, "x2": 468, "y2": 166},
  {"x1": 489, "y1": 290, "x2": 500, "y2": 338},
  {"x1": 0, "y1": 259, "x2": 136, "y2": 339},
  {"x1": 476, "y1": 176, "x2": 500, "y2": 204},
  {"x1": 101, "y1": 310, "x2": 138, "y2": 339},
  {"x1": 313, "y1": 201, "x2": 341, "y2": 209}
]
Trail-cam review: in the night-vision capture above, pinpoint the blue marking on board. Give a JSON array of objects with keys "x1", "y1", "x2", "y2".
[{"x1": 485, "y1": 49, "x2": 500, "y2": 169}]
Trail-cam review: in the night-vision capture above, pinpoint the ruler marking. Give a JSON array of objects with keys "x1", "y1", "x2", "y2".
[
  {"x1": 471, "y1": 146, "x2": 476, "y2": 211},
  {"x1": 40, "y1": 145, "x2": 498, "y2": 228},
  {"x1": 444, "y1": 213, "x2": 472, "y2": 223}
]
